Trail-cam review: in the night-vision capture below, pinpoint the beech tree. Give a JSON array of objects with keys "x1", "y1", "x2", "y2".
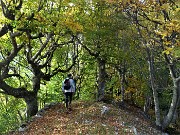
[
  {"x1": 75, "y1": 0, "x2": 132, "y2": 101},
  {"x1": 118, "y1": 0, "x2": 180, "y2": 130},
  {"x1": 0, "y1": 0, "x2": 79, "y2": 117},
  {"x1": 0, "y1": 0, "x2": 179, "y2": 131}
]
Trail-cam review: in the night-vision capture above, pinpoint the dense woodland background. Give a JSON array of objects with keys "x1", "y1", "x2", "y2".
[{"x1": 0, "y1": 0, "x2": 180, "y2": 134}]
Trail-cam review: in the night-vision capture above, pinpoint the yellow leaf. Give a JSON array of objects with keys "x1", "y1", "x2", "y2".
[
  {"x1": 167, "y1": 47, "x2": 173, "y2": 52},
  {"x1": 164, "y1": 41, "x2": 171, "y2": 45},
  {"x1": 163, "y1": 47, "x2": 173, "y2": 55},
  {"x1": 161, "y1": 4, "x2": 170, "y2": 10},
  {"x1": 166, "y1": 22, "x2": 175, "y2": 27},
  {"x1": 64, "y1": 19, "x2": 83, "y2": 33},
  {"x1": 171, "y1": 19, "x2": 179, "y2": 24},
  {"x1": 154, "y1": 30, "x2": 162, "y2": 35},
  {"x1": 162, "y1": 50, "x2": 170, "y2": 55},
  {"x1": 175, "y1": 8, "x2": 180, "y2": 12},
  {"x1": 161, "y1": 31, "x2": 168, "y2": 39},
  {"x1": 131, "y1": 4, "x2": 137, "y2": 8}
]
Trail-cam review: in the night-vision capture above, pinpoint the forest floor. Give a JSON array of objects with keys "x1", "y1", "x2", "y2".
[{"x1": 7, "y1": 101, "x2": 179, "y2": 135}]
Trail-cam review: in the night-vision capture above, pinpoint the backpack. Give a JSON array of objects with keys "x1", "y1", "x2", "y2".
[{"x1": 64, "y1": 78, "x2": 71, "y2": 90}]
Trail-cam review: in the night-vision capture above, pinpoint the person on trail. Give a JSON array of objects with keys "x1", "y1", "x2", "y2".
[{"x1": 62, "y1": 73, "x2": 75, "y2": 112}]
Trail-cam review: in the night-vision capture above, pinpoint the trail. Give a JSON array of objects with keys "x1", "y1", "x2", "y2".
[{"x1": 9, "y1": 101, "x2": 164, "y2": 135}]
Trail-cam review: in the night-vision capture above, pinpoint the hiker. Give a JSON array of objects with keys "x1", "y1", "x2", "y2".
[{"x1": 62, "y1": 73, "x2": 75, "y2": 112}]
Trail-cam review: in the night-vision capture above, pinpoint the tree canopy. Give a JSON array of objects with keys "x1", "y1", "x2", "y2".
[{"x1": 0, "y1": 0, "x2": 180, "y2": 133}]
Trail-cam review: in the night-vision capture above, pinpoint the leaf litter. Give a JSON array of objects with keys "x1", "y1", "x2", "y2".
[{"x1": 9, "y1": 101, "x2": 166, "y2": 135}]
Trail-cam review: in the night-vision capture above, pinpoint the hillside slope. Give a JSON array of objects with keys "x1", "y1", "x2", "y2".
[{"x1": 9, "y1": 101, "x2": 166, "y2": 135}]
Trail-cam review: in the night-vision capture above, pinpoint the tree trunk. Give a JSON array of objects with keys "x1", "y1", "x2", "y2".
[
  {"x1": 144, "y1": 95, "x2": 152, "y2": 115},
  {"x1": 146, "y1": 47, "x2": 162, "y2": 127},
  {"x1": 162, "y1": 79, "x2": 180, "y2": 129},
  {"x1": 0, "y1": 79, "x2": 39, "y2": 117},
  {"x1": 24, "y1": 93, "x2": 38, "y2": 118},
  {"x1": 119, "y1": 67, "x2": 126, "y2": 105},
  {"x1": 24, "y1": 75, "x2": 41, "y2": 117},
  {"x1": 97, "y1": 58, "x2": 106, "y2": 101},
  {"x1": 162, "y1": 61, "x2": 180, "y2": 130}
]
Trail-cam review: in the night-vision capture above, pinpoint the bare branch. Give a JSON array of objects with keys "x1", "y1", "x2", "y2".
[
  {"x1": 0, "y1": 0, "x2": 15, "y2": 20},
  {"x1": 31, "y1": 33, "x2": 53, "y2": 61},
  {"x1": 15, "y1": 0, "x2": 23, "y2": 10},
  {"x1": 10, "y1": 32, "x2": 18, "y2": 50},
  {"x1": 2, "y1": 73, "x2": 21, "y2": 79},
  {"x1": 75, "y1": 36, "x2": 99, "y2": 58},
  {"x1": 0, "y1": 43, "x2": 24, "y2": 68},
  {"x1": 0, "y1": 80, "x2": 30, "y2": 98},
  {"x1": 0, "y1": 90, "x2": 6, "y2": 94},
  {"x1": 140, "y1": 12, "x2": 162, "y2": 25},
  {"x1": 38, "y1": 0, "x2": 44, "y2": 12},
  {"x1": 0, "y1": 25, "x2": 9, "y2": 37},
  {"x1": 42, "y1": 55, "x2": 78, "y2": 81},
  {"x1": 10, "y1": 31, "x2": 23, "y2": 38},
  {"x1": 30, "y1": 33, "x2": 44, "y2": 39},
  {"x1": 38, "y1": 50, "x2": 54, "y2": 68}
]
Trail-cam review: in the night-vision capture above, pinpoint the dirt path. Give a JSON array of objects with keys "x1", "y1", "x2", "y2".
[{"x1": 9, "y1": 101, "x2": 164, "y2": 135}]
